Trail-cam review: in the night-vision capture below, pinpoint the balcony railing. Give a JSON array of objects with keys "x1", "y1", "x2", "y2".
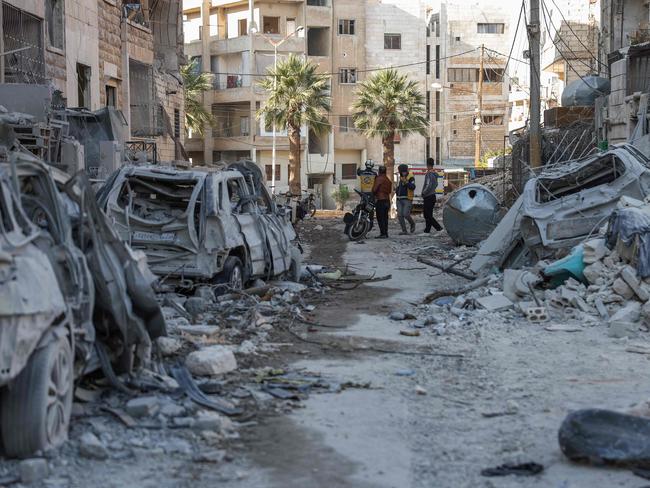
[{"x1": 226, "y1": 75, "x2": 243, "y2": 89}]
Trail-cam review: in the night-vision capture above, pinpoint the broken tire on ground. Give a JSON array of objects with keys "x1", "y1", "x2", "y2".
[
  {"x1": 559, "y1": 408, "x2": 650, "y2": 468},
  {"x1": 1, "y1": 332, "x2": 73, "y2": 458},
  {"x1": 216, "y1": 256, "x2": 244, "y2": 291}
]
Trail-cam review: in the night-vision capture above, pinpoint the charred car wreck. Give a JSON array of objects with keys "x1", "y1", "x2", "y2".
[
  {"x1": 98, "y1": 161, "x2": 302, "y2": 291},
  {"x1": 471, "y1": 144, "x2": 650, "y2": 273},
  {"x1": 0, "y1": 117, "x2": 165, "y2": 457}
]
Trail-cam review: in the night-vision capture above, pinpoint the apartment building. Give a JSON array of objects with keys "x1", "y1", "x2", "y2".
[
  {"x1": 183, "y1": 0, "x2": 433, "y2": 206},
  {"x1": 539, "y1": 0, "x2": 599, "y2": 106},
  {"x1": 427, "y1": 0, "x2": 510, "y2": 167},
  {"x1": 1, "y1": 0, "x2": 185, "y2": 165}
]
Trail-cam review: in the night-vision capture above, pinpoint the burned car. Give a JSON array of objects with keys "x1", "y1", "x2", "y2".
[
  {"x1": 98, "y1": 161, "x2": 301, "y2": 290},
  {"x1": 0, "y1": 119, "x2": 165, "y2": 457},
  {"x1": 471, "y1": 145, "x2": 650, "y2": 273}
]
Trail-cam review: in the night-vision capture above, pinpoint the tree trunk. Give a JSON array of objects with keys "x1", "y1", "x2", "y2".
[
  {"x1": 288, "y1": 124, "x2": 301, "y2": 196},
  {"x1": 382, "y1": 132, "x2": 396, "y2": 180}
]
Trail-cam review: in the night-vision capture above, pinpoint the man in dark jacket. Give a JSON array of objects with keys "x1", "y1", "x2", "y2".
[
  {"x1": 396, "y1": 163, "x2": 416, "y2": 235},
  {"x1": 372, "y1": 166, "x2": 392, "y2": 238},
  {"x1": 422, "y1": 158, "x2": 443, "y2": 233}
]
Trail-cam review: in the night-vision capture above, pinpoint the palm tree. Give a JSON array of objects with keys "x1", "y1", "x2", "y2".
[
  {"x1": 352, "y1": 69, "x2": 428, "y2": 177},
  {"x1": 258, "y1": 54, "x2": 331, "y2": 195},
  {"x1": 181, "y1": 59, "x2": 215, "y2": 137}
]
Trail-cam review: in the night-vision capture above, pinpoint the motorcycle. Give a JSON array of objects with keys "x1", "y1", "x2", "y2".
[{"x1": 343, "y1": 189, "x2": 375, "y2": 241}]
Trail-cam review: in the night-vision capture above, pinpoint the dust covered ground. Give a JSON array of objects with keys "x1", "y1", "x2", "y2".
[{"x1": 0, "y1": 214, "x2": 648, "y2": 487}]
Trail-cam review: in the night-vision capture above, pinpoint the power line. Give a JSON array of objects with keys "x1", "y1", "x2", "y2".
[
  {"x1": 504, "y1": 0, "x2": 525, "y2": 75},
  {"x1": 540, "y1": 0, "x2": 598, "y2": 73},
  {"x1": 190, "y1": 48, "x2": 479, "y2": 78},
  {"x1": 540, "y1": 0, "x2": 606, "y2": 94}
]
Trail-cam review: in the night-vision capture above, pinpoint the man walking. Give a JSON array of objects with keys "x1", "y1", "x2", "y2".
[
  {"x1": 372, "y1": 166, "x2": 392, "y2": 238},
  {"x1": 422, "y1": 158, "x2": 443, "y2": 233},
  {"x1": 396, "y1": 163, "x2": 416, "y2": 235}
]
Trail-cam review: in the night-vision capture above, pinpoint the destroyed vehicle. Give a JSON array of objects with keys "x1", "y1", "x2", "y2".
[
  {"x1": 471, "y1": 145, "x2": 650, "y2": 273},
  {"x1": 519, "y1": 145, "x2": 650, "y2": 262},
  {"x1": 98, "y1": 161, "x2": 301, "y2": 290},
  {"x1": 0, "y1": 126, "x2": 164, "y2": 457}
]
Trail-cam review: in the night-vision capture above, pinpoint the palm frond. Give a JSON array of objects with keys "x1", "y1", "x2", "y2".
[{"x1": 181, "y1": 59, "x2": 216, "y2": 135}]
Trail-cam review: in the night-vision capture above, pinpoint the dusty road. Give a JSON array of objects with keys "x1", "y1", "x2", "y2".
[
  {"x1": 2, "y1": 215, "x2": 647, "y2": 487},
  {"x1": 234, "y1": 216, "x2": 647, "y2": 488}
]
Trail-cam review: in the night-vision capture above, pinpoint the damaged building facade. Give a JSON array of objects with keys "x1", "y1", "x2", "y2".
[
  {"x1": 597, "y1": 0, "x2": 650, "y2": 152},
  {"x1": 1, "y1": 0, "x2": 186, "y2": 166}
]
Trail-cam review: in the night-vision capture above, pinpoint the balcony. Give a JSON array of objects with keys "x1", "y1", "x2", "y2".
[
  {"x1": 209, "y1": 36, "x2": 249, "y2": 54},
  {"x1": 253, "y1": 35, "x2": 304, "y2": 53}
]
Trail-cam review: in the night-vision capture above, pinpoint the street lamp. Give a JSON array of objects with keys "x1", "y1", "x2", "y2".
[{"x1": 256, "y1": 25, "x2": 304, "y2": 195}]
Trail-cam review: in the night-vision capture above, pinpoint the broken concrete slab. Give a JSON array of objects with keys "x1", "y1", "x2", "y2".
[
  {"x1": 583, "y1": 238, "x2": 609, "y2": 264},
  {"x1": 156, "y1": 337, "x2": 183, "y2": 356},
  {"x1": 612, "y1": 278, "x2": 635, "y2": 300},
  {"x1": 608, "y1": 320, "x2": 639, "y2": 339},
  {"x1": 502, "y1": 269, "x2": 539, "y2": 302},
  {"x1": 125, "y1": 396, "x2": 160, "y2": 418},
  {"x1": 18, "y1": 458, "x2": 49, "y2": 484},
  {"x1": 476, "y1": 293, "x2": 514, "y2": 311},
  {"x1": 620, "y1": 265, "x2": 650, "y2": 301},
  {"x1": 178, "y1": 325, "x2": 220, "y2": 336},
  {"x1": 609, "y1": 301, "x2": 642, "y2": 323},
  {"x1": 186, "y1": 345, "x2": 238, "y2": 376},
  {"x1": 79, "y1": 432, "x2": 109, "y2": 460},
  {"x1": 583, "y1": 261, "x2": 607, "y2": 285}
]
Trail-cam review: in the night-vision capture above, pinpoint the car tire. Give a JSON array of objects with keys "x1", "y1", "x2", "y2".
[
  {"x1": 1, "y1": 333, "x2": 73, "y2": 458},
  {"x1": 217, "y1": 256, "x2": 245, "y2": 291},
  {"x1": 288, "y1": 247, "x2": 302, "y2": 282}
]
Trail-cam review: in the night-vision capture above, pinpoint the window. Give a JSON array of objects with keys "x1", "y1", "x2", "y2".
[
  {"x1": 426, "y1": 138, "x2": 431, "y2": 160},
  {"x1": 477, "y1": 23, "x2": 504, "y2": 34},
  {"x1": 287, "y1": 18, "x2": 296, "y2": 35},
  {"x1": 213, "y1": 151, "x2": 222, "y2": 162},
  {"x1": 338, "y1": 19, "x2": 355, "y2": 35},
  {"x1": 240, "y1": 116, "x2": 250, "y2": 136},
  {"x1": 174, "y1": 109, "x2": 181, "y2": 138},
  {"x1": 190, "y1": 56, "x2": 201, "y2": 74},
  {"x1": 46, "y1": 0, "x2": 64, "y2": 49},
  {"x1": 435, "y1": 91, "x2": 440, "y2": 122},
  {"x1": 3, "y1": 4, "x2": 46, "y2": 84},
  {"x1": 265, "y1": 165, "x2": 281, "y2": 181},
  {"x1": 263, "y1": 16, "x2": 279, "y2": 34},
  {"x1": 482, "y1": 115, "x2": 504, "y2": 125},
  {"x1": 483, "y1": 68, "x2": 505, "y2": 82},
  {"x1": 307, "y1": 27, "x2": 330, "y2": 56},
  {"x1": 105, "y1": 85, "x2": 116, "y2": 107},
  {"x1": 129, "y1": 59, "x2": 162, "y2": 136},
  {"x1": 455, "y1": 36, "x2": 461, "y2": 42},
  {"x1": 452, "y1": 129, "x2": 457, "y2": 135},
  {"x1": 448, "y1": 68, "x2": 478, "y2": 82},
  {"x1": 435, "y1": 45, "x2": 440, "y2": 78},
  {"x1": 426, "y1": 45, "x2": 430, "y2": 74},
  {"x1": 76, "y1": 63, "x2": 91, "y2": 109},
  {"x1": 238, "y1": 18, "x2": 247, "y2": 36},
  {"x1": 339, "y1": 116, "x2": 354, "y2": 132},
  {"x1": 307, "y1": 0, "x2": 328, "y2": 5},
  {"x1": 384, "y1": 33, "x2": 401, "y2": 49},
  {"x1": 426, "y1": 91, "x2": 430, "y2": 121},
  {"x1": 341, "y1": 164, "x2": 357, "y2": 180},
  {"x1": 435, "y1": 136, "x2": 440, "y2": 163},
  {"x1": 339, "y1": 68, "x2": 356, "y2": 84},
  {"x1": 431, "y1": 13, "x2": 440, "y2": 37}
]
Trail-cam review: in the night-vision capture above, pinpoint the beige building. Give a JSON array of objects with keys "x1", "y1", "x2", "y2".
[
  {"x1": 183, "y1": 0, "x2": 511, "y2": 204},
  {"x1": 1, "y1": 0, "x2": 185, "y2": 165},
  {"x1": 426, "y1": 0, "x2": 510, "y2": 167}
]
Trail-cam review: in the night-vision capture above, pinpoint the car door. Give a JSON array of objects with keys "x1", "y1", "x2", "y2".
[{"x1": 226, "y1": 174, "x2": 267, "y2": 277}]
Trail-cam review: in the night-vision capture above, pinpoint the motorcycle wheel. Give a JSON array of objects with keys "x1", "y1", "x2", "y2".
[
  {"x1": 348, "y1": 217, "x2": 370, "y2": 241},
  {"x1": 308, "y1": 202, "x2": 317, "y2": 218}
]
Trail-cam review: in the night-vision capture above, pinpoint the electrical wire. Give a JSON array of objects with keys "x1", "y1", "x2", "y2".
[
  {"x1": 503, "y1": 0, "x2": 525, "y2": 75},
  {"x1": 548, "y1": 0, "x2": 603, "y2": 69},
  {"x1": 189, "y1": 48, "x2": 479, "y2": 78},
  {"x1": 540, "y1": 0, "x2": 605, "y2": 94}
]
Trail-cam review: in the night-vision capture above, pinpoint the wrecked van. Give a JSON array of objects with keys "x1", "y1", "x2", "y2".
[{"x1": 98, "y1": 161, "x2": 301, "y2": 290}]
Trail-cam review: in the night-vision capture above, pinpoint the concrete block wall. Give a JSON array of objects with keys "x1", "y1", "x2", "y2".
[{"x1": 98, "y1": 0, "x2": 123, "y2": 108}]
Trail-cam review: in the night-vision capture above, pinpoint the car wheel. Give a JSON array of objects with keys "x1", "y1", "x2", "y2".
[
  {"x1": 217, "y1": 256, "x2": 244, "y2": 291},
  {"x1": 1, "y1": 333, "x2": 73, "y2": 458}
]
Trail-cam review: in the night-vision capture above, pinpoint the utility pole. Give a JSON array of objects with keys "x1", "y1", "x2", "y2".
[
  {"x1": 529, "y1": 0, "x2": 542, "y2": 168},
  {"x1": 474, "y1": 44, "x2": 484, "y2": 167}
]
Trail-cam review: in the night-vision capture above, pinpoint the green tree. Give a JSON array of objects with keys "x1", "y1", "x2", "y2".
[
  {"x1": 181, "y1": 59, "x2": 215, "y2": 137},
  {"x1": 258, "y1": 54, "x2": 331, "y2": 195},
  {"x1": 352, "y1": 69, "x2": 428, "y2": 177}
]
